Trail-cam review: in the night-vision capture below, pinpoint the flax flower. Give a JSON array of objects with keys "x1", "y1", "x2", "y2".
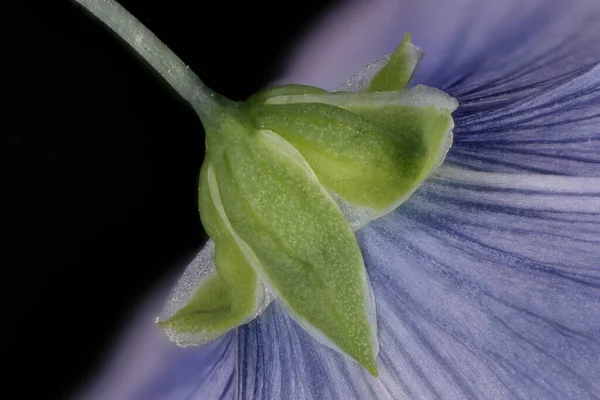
[{"x1": 76, "y1": 0, "x2": 600, "y2": 399}]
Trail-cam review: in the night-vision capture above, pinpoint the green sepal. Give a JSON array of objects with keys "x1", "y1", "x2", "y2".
[
  {"x1": 367, "y1": 33, "x2": 423, "y2": 92},
  {"x1": 157, "y1": 162, "x2": 270, "y2": 343},
  {"x1": 336, "y1": 33, "x2": 423, "y2": 93},
  {"x1": 209, "y1": 123, "x2": 379, "y2": 375},
  {"x1": 156, "y1": 33, "x2": 457, "y2": 377},
  {"x1": 255, "y1": 85, "x2": 457, "y2": 229}
]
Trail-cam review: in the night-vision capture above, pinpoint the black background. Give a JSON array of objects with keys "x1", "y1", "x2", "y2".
[{"x1": 3, "y1": 0, "x2": 334, "y2": 397}]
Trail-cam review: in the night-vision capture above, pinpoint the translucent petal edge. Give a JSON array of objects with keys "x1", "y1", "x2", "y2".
[{"x1": 265, "y1": 84, "x2": 458, "y2": 111}]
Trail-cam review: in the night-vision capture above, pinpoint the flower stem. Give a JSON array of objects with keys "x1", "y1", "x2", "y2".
[{"x1": 71, "y1": 0, "x2": 227, "y2": 126}]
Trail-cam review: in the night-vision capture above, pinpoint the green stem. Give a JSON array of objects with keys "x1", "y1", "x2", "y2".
[{"x1": 71, "y1": 0, "x2": 228, "y2": 126}]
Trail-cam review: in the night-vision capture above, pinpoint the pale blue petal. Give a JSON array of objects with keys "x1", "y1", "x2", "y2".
[
  {"x1": 81, "y1": 166, "x2": 600, "y2": 399},
  {"x1": 216, "y1": 167, "x2": 600, "y2": 400},
  {"x1": 75, "y1": 269, "x2": 235, "y2": 400},
  {"x1": 131, "y1": 335, "x2": 235, "y2": 400},
  {"x1": 448, "y1": 64, "x2": 600, "y2": 175},
  {"x1": 405, "y1": 0, "x2": 600, "y2": 94},
  {"x1": 376, "y1": 167, "x2": 600, "y2": 398},
  {"x1": 222, "y1": 1, "x2": 600, "y2": 396},
  {"x1": 277, "y1": 0, "x2": 600, "y2": 93}
]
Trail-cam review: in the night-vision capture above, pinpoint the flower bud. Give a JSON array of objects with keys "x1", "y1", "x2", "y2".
[{"x1": 159, "y1": 35, "x2": 457, "y2": 376}]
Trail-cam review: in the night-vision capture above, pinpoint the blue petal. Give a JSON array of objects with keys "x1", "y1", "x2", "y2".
[
  {"x1": 223, "y1": 167, "x2": 600, "y2": 399},
  {"x1": 375, "y1": 167, "x2": 600, "y2": 398},
  {"x1": 130, "y1": 335, "x2": 235, "y2": 400},
  {"x1": 81, "y1": 167, "x2": 600, "y2": 399},
  {"x1": 406, "y1": 0, "x2": 600, "y2": 93},
  {"x1": 277, "y1": 0, "x2": 600, "y2": 93},
  {"x1": 448, "y1": 64, "x2": 600, "y2": 175}
]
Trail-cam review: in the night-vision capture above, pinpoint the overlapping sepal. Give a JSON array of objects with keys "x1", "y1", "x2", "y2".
[
  {"x1": 158, "y1": 35, "x2": 457, "y2": 375},
  {"x1": 156, "y1": 162, "x2": 272, "y2": 346}
]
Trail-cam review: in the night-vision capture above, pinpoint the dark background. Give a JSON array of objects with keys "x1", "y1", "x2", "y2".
[{"x1": 3, "y1": 0, "x2": 334, "y2": 397}]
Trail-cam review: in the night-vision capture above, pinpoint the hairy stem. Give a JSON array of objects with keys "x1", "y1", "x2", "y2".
[{"x1": 72, "y1": 0, "x2": 225, "y2": 125}]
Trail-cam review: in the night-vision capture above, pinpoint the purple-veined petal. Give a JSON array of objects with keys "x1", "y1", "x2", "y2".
[
  {"x1": 277, "y1": 0, "x2": 600, "y2": 177},
  {"x1": 374, "y1": 167, "x2": 600, "y2": 398},
  {"x1": 449, "y1": 63, "x2": 600, "y2": 175},
  {"x1": 276, "y1": 0, "x2": 600, "y2": 96},
  {"x1": 75, "y1": 167, "x2": 600, "y2": 399},
  {"x1": 222, "y1": 166, "x2": 600, "y2": 399},
  {"x1": 216, "y1": 0, "x2": 600, "y2": 397}
]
